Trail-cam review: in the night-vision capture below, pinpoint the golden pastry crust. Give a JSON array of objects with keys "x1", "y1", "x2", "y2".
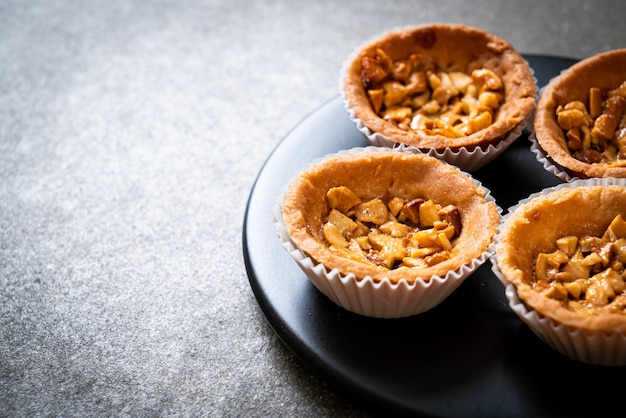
[
  {"x1": 343, "y1": 23, "x2": 536, "y2": 150},
  {"x1": 282, "y1": 150, "x2": 499, "y2": 284},
  {"x1": 496, "y1": 185, "x2": 626, "y2": 333},
  {"x1": 534, "y1": 49, "x2": 626, "y2": 178}
]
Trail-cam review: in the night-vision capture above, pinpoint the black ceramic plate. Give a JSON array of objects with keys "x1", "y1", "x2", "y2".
[{"x1": 243, "y1": 55, "x2": 625, "y2": 417}]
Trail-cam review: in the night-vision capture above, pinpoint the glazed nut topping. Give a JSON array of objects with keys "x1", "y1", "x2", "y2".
[
  {"x1": 534, "y1": 214, "x2": 626, "y2": 314},
  {"x1": 323, "y1": 186, "x2": 461, "y2": 270},
  {"x1": 556, "y1": 81, "x2": 626, "y2": 166},
  {"x1": 361, "y1": 48, "x2": 504, "y2": 138}
]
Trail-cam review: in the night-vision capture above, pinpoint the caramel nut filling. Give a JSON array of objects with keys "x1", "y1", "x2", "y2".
[
  {"x1": 556, "y1": 81, "x2": 626, "y2": 166},
  {"x1": 323, "y1": 186, "x2": 461, "y2": 270},
  {"x1": 534, "y1": 214, "x2": 626, "y2": 314},
  {"x1": 361, "y1": 48, "x2": 504, "y2": 138}
]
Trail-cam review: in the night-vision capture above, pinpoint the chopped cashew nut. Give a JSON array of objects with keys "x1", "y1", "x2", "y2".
[
  {"x1": 534, "y1": 214, "x2": 626, "y2": 314},
  {"x1": 324, "y1": 186, "x2": 461, "y2": 270},
  {"x1": 361, "y1": 49, "x2": 504, "y2": 138},
  {"x1": 556, "y1": 81, "x2": 626, "y2": 166}
]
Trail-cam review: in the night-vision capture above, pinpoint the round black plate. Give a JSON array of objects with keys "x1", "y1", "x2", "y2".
[{"x1": 243, "y1": 55, "x2": 626, "y2": 417}]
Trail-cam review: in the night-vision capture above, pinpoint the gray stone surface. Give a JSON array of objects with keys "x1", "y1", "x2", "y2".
[{"x1": 0, "y1": 0, "x2": 623, "y2": 416}]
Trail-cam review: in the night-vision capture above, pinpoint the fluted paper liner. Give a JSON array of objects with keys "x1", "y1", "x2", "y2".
[{"x1": 529, "y1": 130, "x2": 578, "y2": 182}]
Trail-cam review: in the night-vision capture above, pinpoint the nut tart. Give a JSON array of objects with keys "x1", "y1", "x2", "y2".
[
  {"x1": 341, "y1": 24, "x2": 536, "y2": 170},
  {"x1": 493, "y1": 179, "x2": 626, "y2": 364},
  {"x1": 532, "y1": 49, "x2": 626, "y2": 180},
  {"x1": 276, "y1": 147, "x2": 499, "y2": 318}
]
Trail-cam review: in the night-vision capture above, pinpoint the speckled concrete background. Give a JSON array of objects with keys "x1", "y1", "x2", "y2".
[{"x1": 1, "y1": 0, "x2": 624, "y2": 416}]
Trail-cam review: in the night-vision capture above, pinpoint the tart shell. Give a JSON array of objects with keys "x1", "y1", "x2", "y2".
[
  {"x1": 532, "y1": 49, "x2": 626, "y2": 179},
  {"x1": 494, "y1": 180, "x2": 626, "y2": 335},
  {"x1": 342, "y1": 24, "x2": 536, "y2": 153},
  {"x1": 277, "y1": 147, "x2": 500, "y2": 318}
]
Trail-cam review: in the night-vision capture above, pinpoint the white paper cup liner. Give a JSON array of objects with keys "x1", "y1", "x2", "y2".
[
  {"x1": 503, "y1": 281, "x2": 626, "y2": 366},
  {"x1": 491, "y1": 178, "x2": 626, "y2": 365},
  {"x1": 275, "y1": 146, "x2": 499, "y2": 318},
  {"x1": 393, "y1": 120, "x2": 526, "y2": 172},
  {"x1": 528, "y1": 130, "x2": 578, "y2": 182}
]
